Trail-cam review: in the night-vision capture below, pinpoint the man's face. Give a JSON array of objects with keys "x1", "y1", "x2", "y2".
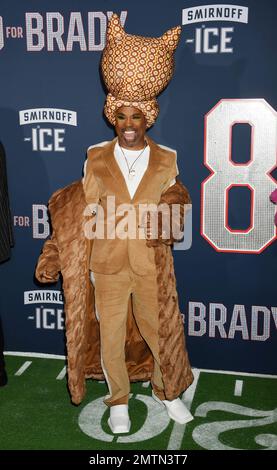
[{"x1": 114, "y1": 106, "x2": 147, "y2": 150}]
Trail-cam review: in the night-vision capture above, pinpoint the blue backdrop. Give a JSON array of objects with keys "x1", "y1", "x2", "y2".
[{"x1": 0, "y1": 0, "x2": 276, "y2": 375}]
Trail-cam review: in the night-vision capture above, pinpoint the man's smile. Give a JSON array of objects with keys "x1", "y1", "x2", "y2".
[{"x1": 122, "y1": 130, "x2": 136, "y2": 142}]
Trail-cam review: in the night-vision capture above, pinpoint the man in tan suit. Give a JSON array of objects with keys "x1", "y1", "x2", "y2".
[{"x1": 83, "y1": 15, "x2": 193, "y2": 434}]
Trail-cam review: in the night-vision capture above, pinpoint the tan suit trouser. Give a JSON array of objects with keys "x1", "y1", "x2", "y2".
[{"x1": 93, "y1": 255, "x2": 166, "y2": 407}]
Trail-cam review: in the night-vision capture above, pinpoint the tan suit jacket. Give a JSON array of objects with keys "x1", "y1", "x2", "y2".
[{"x1": 83, "y1": 136, "x2": 178, "y2": 275}]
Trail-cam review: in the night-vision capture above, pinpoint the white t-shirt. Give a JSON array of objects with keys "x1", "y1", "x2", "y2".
[{"x1": 114, "y1": 141, "x2": 151, "y2": 199}]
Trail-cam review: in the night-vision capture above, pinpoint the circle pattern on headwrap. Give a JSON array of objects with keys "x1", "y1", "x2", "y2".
[{"x1": 101, "y1": 14, "x2": 181, "y2": 127}]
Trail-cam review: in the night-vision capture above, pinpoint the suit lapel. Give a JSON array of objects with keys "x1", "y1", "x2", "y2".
[{"x1": 132, "y1": 136, "x2": 163, "y2": 203}]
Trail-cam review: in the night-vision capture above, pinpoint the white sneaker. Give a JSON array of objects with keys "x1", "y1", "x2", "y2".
[
  {"x1": 108, "y1": 404, "x2": 131, "y2": 434},
  {"x1": 152, "y1": 391, "x2": 194, "y2": 424}
]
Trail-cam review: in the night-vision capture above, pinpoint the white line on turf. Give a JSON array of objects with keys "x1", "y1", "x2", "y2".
[
  {"x1": 4, "y1": 353, "x2": 277, "y2": 379},
  {"x1": 234, "y1": 379, "x2": 243, "y2": 396},
  {"x1": 142, "y1": 381, "x2": 150, "y2": 388},
  {"x1": 197, "y1": 367, "x2": 277, "y2": 380},
  {"x1": 56, "y1": 366, "x2": 67, "y2": 380},
  {"x1": 5, "y1": 351, "x2": 65, "y2": 360},
  {"x1": 14, "y1": 361, "x2": 32, "y2": 376}
]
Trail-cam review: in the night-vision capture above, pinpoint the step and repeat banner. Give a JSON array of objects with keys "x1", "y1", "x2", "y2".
[{"x1": 0, "y1": 0, "x2": 276, "y2": 374}]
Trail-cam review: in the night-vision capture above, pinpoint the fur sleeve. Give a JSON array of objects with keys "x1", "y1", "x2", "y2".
[{"x1": 35, "y1": 232, "x2": 60, "y2": 283}]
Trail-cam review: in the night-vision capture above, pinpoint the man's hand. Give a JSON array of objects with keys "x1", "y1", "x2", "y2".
[{"x1": 143, "y1": 180, "x2": 191, "y2": 248}]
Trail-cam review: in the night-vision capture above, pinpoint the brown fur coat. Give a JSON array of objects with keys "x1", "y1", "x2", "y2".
[{"x1": 35, "y1": 180, "x2": 193, "y2": 405}]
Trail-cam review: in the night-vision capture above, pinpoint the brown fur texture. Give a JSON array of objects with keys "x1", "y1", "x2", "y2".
[{"x1": 36, "y1": 180, "x2": 193, "y2": 404}]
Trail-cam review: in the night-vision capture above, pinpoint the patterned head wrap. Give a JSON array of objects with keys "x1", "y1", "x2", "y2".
[{"x1": 101, "y1": 14, "x2": 181, "y2": 128}]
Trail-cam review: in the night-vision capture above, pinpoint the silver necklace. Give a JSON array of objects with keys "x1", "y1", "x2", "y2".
[{"x1": 119, "y1": 141, "x2": 147, "y2": 180}]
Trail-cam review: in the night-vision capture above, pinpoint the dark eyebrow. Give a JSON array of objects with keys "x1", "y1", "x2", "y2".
[{"x1": 116, "y1": 112, "x2": 142, "y2": 118}]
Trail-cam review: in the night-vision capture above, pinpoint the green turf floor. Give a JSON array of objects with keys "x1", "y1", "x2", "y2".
[{"x1": 0, "y1": 355, "x2": 276, "y2": 450}]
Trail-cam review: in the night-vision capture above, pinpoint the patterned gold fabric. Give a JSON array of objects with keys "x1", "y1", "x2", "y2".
[{"x1": 101, "y1": 14, "x2": 181, "y2": 127}]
